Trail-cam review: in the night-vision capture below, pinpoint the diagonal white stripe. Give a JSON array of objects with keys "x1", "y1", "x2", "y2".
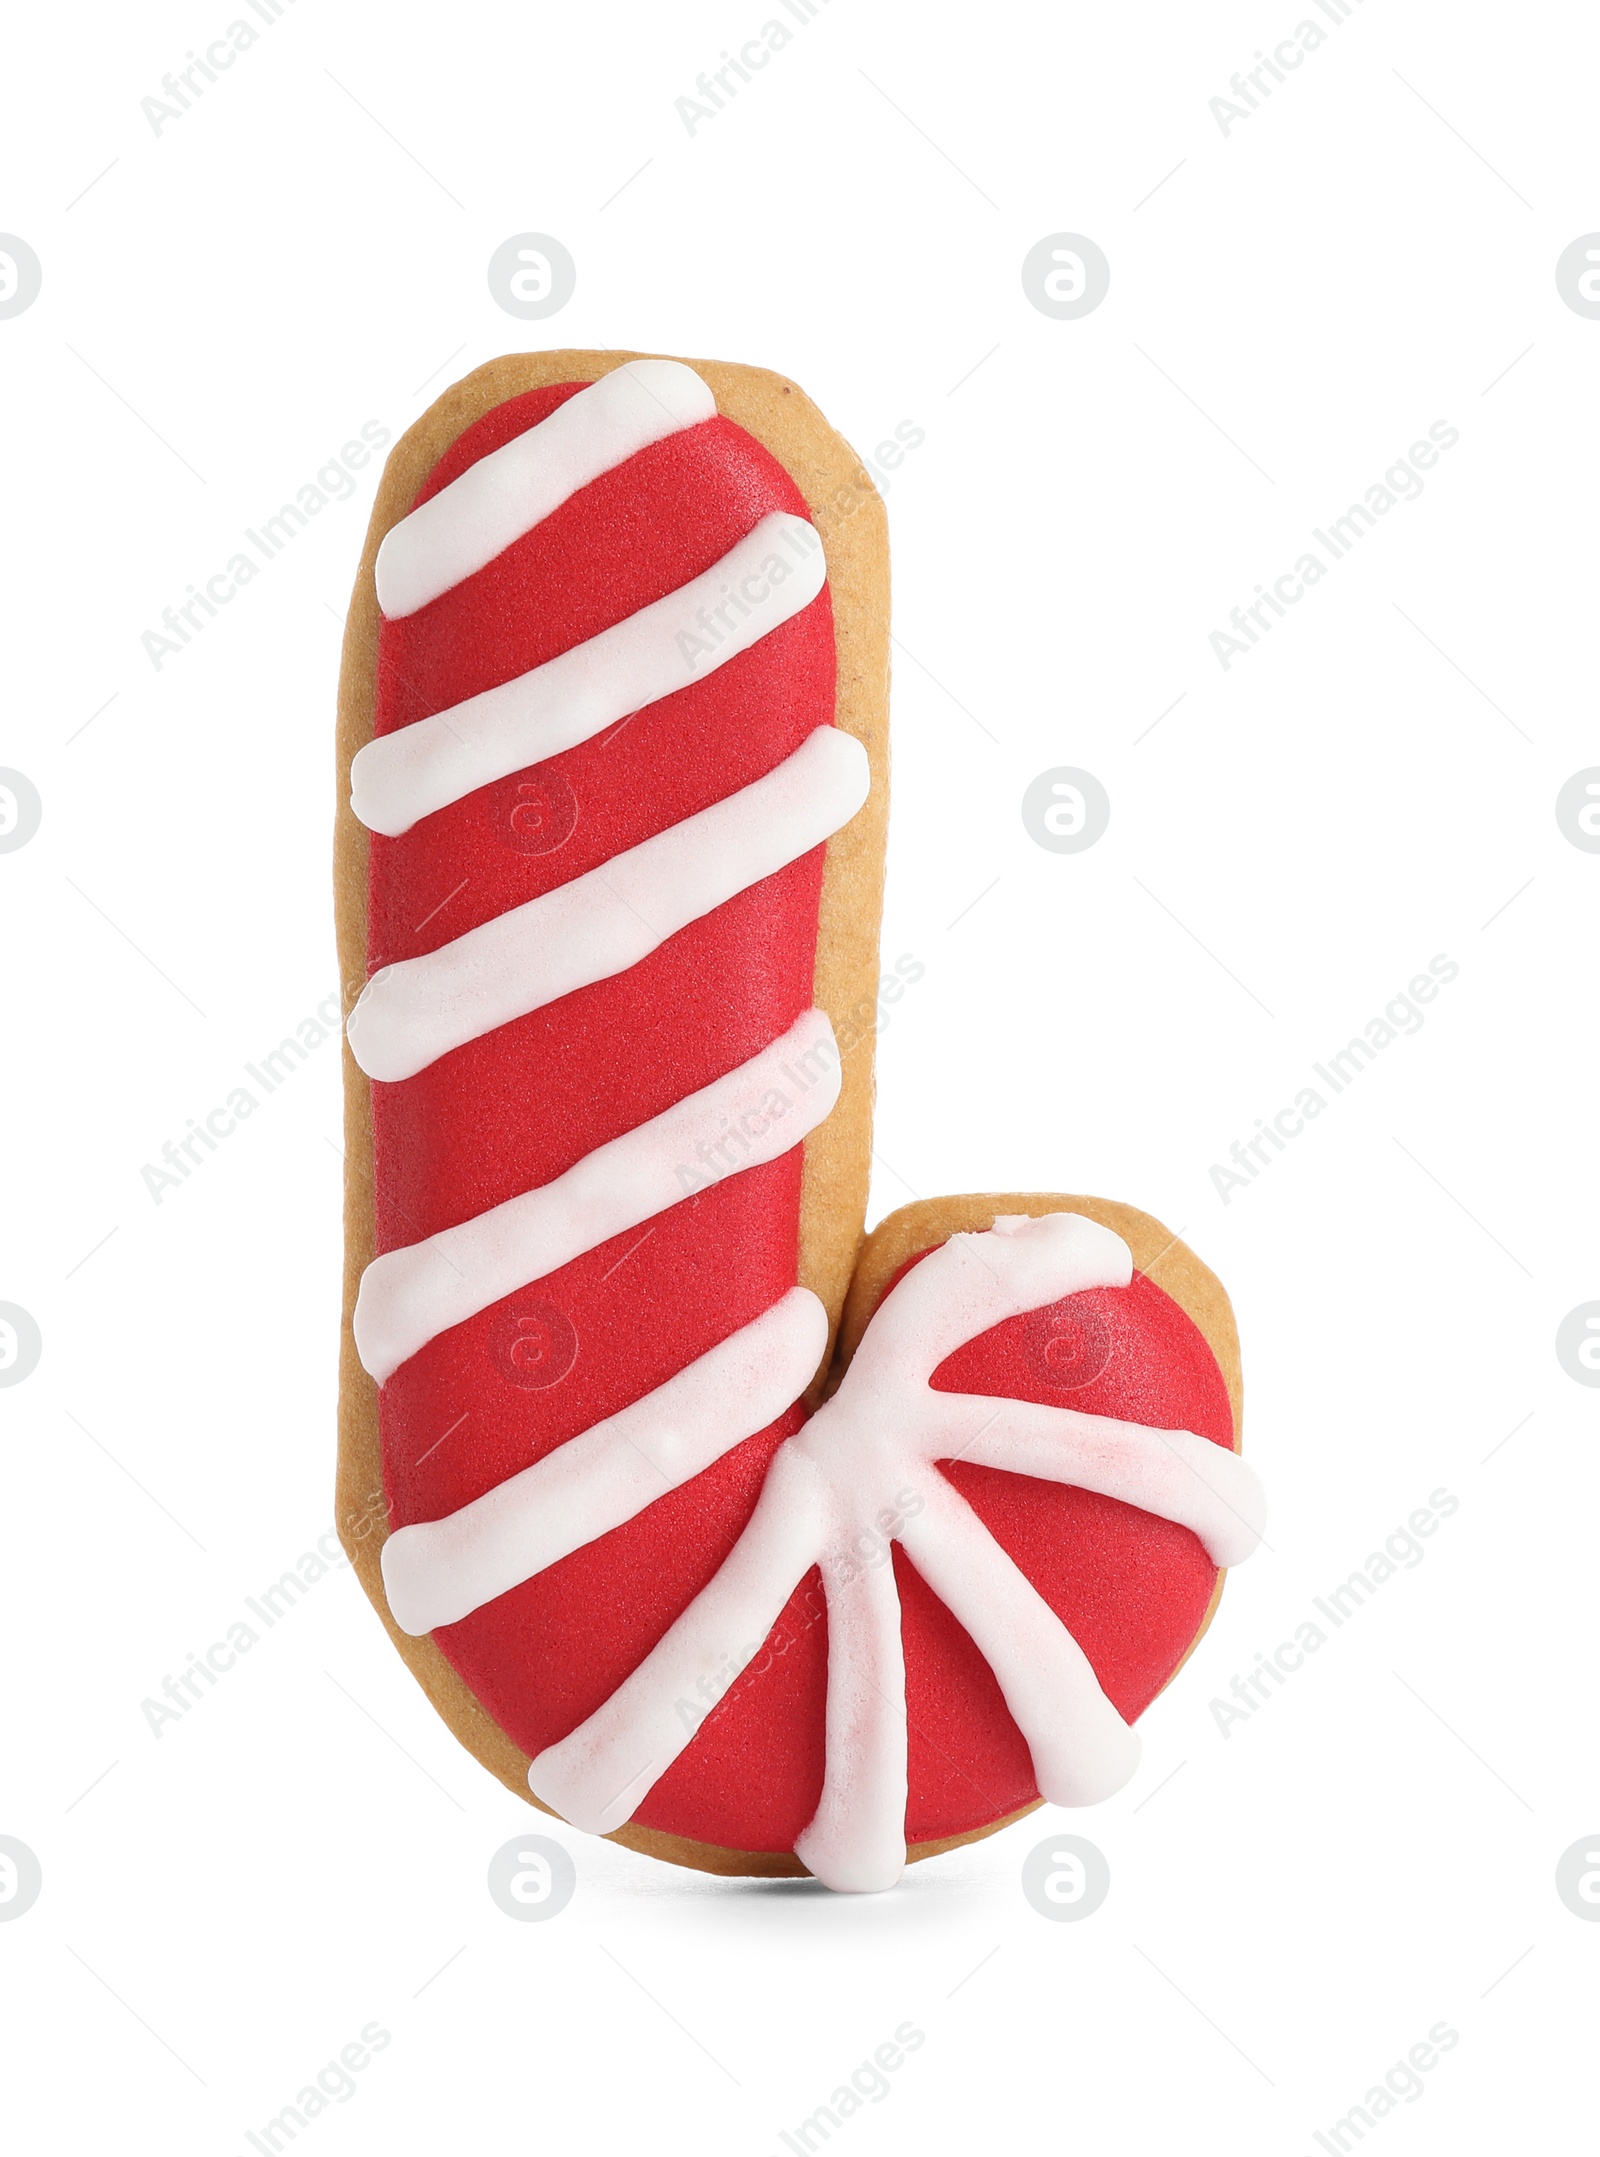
[
  {"x1": 529, "y1": 1445, "x2": 829, "y2": 1835},
  {"x1": 376, "y1": 360, "x2": 716, "y2": 617},
  {"x1": 945, "y1": 1399, "x2": 1266, "y2": 1566},
  {"x1": 382, "y1": 1286, "x2": 828, "y2": 1633},
  {"x1": 349, "y1": 727, "x2": 869, "y2": 1081},
  {"x1": 897, "y1": 1475, "x2": 1141, "y2": 1808},
  {"x1": 351, "y1": 511, "x2": 827, "y2": 836},
  {"x1": 354, "y1": 1007, "x2": 842, "y2": 1385}
]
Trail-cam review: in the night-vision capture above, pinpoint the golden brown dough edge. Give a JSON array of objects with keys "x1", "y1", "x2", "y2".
[{"x1": 333, "y1": 350, "x2": 889, "y2": 1880}]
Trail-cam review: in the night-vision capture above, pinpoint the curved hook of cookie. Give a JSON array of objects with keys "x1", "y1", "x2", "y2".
[
  {"x1": 375, "y1": 1210, "x2": 1259, "y2": 1889},
  {"x1": 790, "y1": 1214, "x2": 1148, "y2": 1890},
  {"x1": 526, "y1": 1211, "x2": 1262, "y2": 1892}
]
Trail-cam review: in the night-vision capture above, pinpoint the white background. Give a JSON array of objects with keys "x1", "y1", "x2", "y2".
[{"x1": 2, "y1": 0, "x2": 1595, "y2": 2149}]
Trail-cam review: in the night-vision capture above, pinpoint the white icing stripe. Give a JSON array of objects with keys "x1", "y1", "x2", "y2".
[
  {"x1": 528, "y1": 1446, "x2": 830, "y2": 1837},
  {"x1": 525, "y1": 1212, "x2": 1264, "y2": 1892},
  {"x1": 380, "y1": 1288, "x2": 828, "y2": 1634},
  {"x1": 847, "y1": 1209, "x2": 1133, "y2": 1379},
  {"x1": 353, "y1": 1007, "x2": 842, "y2": 1386},
  {"x1": 351, "y1": 512, "x2": 826, "y2": 837},
  {"x1": 897, "y1": 1477, "x2": 1141, "y2": 1809},
  {"x1": 348, "y1": 728, "x2": 869, "y2": 1084},
  {"x1": 947, "y1": 1401, "x2": 1266, "y2": 1567},
  {"x1": 375, "y1": 360, "x2": 717, "y2": 619},
  {"x1": 791, "y1": 1525, "x2": 909, "y2": 1895}
]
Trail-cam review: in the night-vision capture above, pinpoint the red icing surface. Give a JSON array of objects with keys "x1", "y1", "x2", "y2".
[
  {"x1": 889, "y1": 1252, "x2": 1234, "y2": 1840},
  {"x1": 368, "y1": 387, "x2": 1235, "y2": 1854}
]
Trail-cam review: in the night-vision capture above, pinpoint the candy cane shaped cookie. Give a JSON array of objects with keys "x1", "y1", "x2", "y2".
[{"x1": 335, "y1": 353, "x2": 1262, "y2": 1886}]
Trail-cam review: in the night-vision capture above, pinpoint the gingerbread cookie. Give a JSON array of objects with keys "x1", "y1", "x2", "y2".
[{"x1": 334, "y1": 351, "x2": 1264, "y2": 1890}]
